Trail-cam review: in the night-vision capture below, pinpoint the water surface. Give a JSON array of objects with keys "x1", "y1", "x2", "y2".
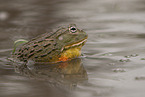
[{"x1": 1, "y1": 0, "x2": 145, "y2": 97}]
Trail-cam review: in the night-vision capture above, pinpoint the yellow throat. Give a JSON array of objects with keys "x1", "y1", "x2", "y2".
[{"x1": 58, "y1": 47, "x2": 81, "y2": 62}]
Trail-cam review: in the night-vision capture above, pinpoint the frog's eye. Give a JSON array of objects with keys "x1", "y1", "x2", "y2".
[{"x1": 70, "y1": 27, "x2": 77, "y2": 33}]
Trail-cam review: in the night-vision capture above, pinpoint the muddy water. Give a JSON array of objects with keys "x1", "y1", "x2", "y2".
[{"x1": 1, "y1": 0, "x2": 145, "y2": 97}]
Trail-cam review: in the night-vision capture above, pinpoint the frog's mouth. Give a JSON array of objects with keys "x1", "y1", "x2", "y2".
[{"x1": 64, "y1": 38, "x2": 87, "y2": 49}]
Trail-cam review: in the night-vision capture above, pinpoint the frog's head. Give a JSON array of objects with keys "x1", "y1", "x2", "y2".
[{"x1": 56, "y1": 24, "x2": 88, "y2": 51}]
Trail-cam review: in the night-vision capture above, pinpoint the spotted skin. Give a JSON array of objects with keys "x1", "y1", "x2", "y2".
[{"x1": 13, "y1": 24, "x2": 88, "y2": 63}]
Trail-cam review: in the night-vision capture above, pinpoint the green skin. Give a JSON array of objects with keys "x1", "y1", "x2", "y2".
[{"x1": 13, "y1": 24, "x2": 88, "y2": 62}]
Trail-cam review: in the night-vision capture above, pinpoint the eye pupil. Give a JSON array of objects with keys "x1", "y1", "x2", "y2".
[
  {"x1": 70, "y1": 27, "x2": 77, "y2": 33},
  {"x1": 71, "y1": 28, "x2": 76, "y2": 30}
]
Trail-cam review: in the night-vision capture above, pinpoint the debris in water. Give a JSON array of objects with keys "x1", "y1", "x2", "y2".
[
  {"x1": 119, "y1": 59, "x2": 130, "y2": 62},
  {"x1": 130, "y1": 54, "x2": 139, "y2": 57},
  {"x1": 140, "y1": 58, "x2": 145, "y2": 60},
  {"x1": 124, "y1": 54, "x2": 139, "y2": 58},
  {"x1": 109, "y1": 63, "x2": 116, "y2": 66},
  {"x1": 113, "y1": 68, "x2": 126, "y2": 72},
  {"x1": 101, "y1": 52, "x2": 112, "y2": 56},
  {"x1": 135, "y1": 76, "x2": 145, "y2": 80},
  {"x1": 124, "y1": 55, "x2": 131, "y2": 58}
]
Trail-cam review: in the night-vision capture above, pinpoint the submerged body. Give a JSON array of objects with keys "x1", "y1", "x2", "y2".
[{"x1": 13, "y1": 24, "x2": 88, "y2": 63}]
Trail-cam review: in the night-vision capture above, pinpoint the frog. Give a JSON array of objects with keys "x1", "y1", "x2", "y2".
[{"x1": 12, "y1": 24, "x2": 88, "y2": 63}]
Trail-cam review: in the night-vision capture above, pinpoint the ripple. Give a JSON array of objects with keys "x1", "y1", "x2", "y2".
[{"x1": 1, "y1": 0, "x2": 145, "y2": 97}]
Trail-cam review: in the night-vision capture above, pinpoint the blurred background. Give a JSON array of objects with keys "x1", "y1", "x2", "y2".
[{"x1": 0, "y1": 0, "x2": 145, "y2": 97}]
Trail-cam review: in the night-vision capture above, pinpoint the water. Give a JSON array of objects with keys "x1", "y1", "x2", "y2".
[{"x1": 1, "y1": 0, "x2": 145, "y2": 97}]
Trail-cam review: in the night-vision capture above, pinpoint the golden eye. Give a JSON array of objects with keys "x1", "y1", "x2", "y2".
[{"x1": 70, "y1": 27, "x2": 77, "y2": 33}]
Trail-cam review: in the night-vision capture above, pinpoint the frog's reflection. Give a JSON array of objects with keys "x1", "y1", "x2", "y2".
[{"x1": 14, "y1": 58, "x2": 88, "y2": 89}]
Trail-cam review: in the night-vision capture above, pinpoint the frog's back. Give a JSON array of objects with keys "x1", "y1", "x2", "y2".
[{"x1": 13, "y1": 28, "x2": 66, "y2": 62}]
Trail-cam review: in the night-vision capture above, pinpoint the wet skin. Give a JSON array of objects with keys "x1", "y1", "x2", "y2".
[{"x1": 13, "y1": 24, "x2": 88, "y2": 63}]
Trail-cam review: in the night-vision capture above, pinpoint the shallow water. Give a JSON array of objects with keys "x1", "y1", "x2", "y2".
[{"x1": 1, "y1": 0, "x2": 145, "y2": 97}]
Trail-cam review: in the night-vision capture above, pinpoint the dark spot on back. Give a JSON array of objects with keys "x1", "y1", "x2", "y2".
[
  {"x1": 36, "y1": 49, "x2": 43, "y2": 53},
  {"x1": 24, "y1": 53, "x2": 28, "y2": 57},
  {"x1": 28, "y1": 53, "x2": 34, "y2": 58},
  {"x1": 35, "y1": 56, "x2": 39, "y2": 58},
  {"x1": 33, "y1": 44, "x2": 38, "y2": 48},
  {"x1": 47, "y1": 51, "x2": 51, "y2": 55},
  {"x1": 18, "y1": 54, "x2": 24, "y2": 58},
  {"x1": 24, "y1": 47, "x2": 30, "y2": 51},
  {"x1": 52, "y1": 48, "x2": 56, "y2": 51},
  {"x1": 24, "y1": 60, "x2": 27, "y2": 62},
  {"x1": 53, "y1": 43, "x2": 57, "y2": 46},
  {"x1": 19, "y1": 49, "x2": 21, "y2": 52},
  {"x1": 34, "y1": 42, "x2": 37, "y2": 44},
  {"x1": 45, "y1": 36, "x2": 50, "y2": 39},
  {"x1": 40, "y1": 54, "x2": 47, "y2": 57},
  {"x1": 30, "y1": 50, "x2": 35, "y2": 53},
  {"x1": 38, "y1": 40, "x2": 43, "y2": 43},
  {"x1": 20, "y1": 49, "x2": 24, "y2": 53},
  {"x1": 18, "y1": 53, "x2": 21, "y2": 55},
  {"x1": 43, "y1": 43, "x2": 51, "y2": 48}
]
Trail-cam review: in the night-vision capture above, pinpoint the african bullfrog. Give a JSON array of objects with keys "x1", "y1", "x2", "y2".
[{"x1": 12, "y1": 24, "x2": 88, "y2": 63}]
